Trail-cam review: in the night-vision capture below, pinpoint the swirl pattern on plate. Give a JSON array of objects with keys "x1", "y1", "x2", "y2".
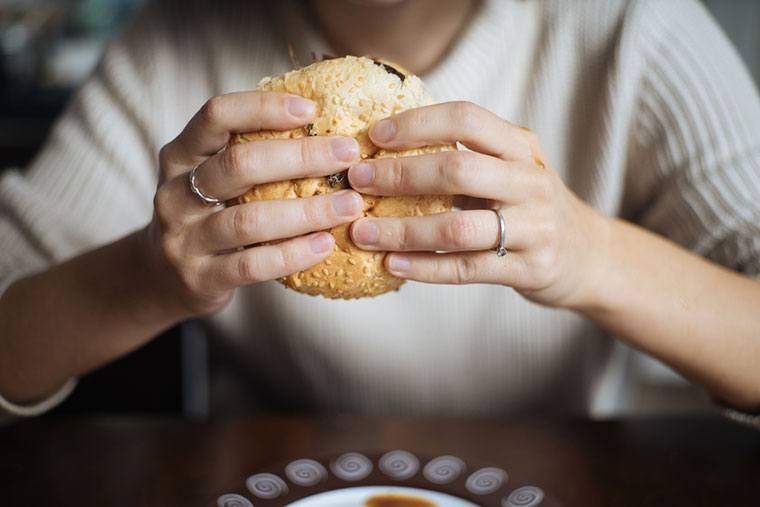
[
  {"x1": 285, "y1": 458, "x2": 328, "y2": 487},
  {"x1": 465, "y1": 467, "x2": 509, "y2": 495},
  {"x1": 330, "y1": 452, "x2": 373, "y2": 481},
  {"x1": 216, "y1": 493, "x2": 254, "y2": 507},
  {"x1": 503, "y1": 486, "x2": 545, "y2": 506},
  {"x1": 423, "y1": 455, "x2": 467, "y2": 484},
  {"x1": 246, "y1": 472, "x2": 289, "y2": 499},
  {"x1": 378, "y1": 450, "x2": 420, "y2": 480}
]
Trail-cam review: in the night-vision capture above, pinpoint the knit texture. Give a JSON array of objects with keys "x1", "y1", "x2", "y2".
[{"x1": 1, "y1": 0, "x2": 758, "y2": 417}]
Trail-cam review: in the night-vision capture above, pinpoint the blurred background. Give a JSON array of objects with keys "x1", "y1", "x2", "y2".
[{"x1": 0, "y1": 0, "x2": 758, "y2": 418}]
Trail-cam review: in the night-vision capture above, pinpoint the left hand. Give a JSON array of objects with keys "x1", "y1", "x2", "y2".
[{"x1": 347, "y1": 101, "x2": 610, "y2": 309}]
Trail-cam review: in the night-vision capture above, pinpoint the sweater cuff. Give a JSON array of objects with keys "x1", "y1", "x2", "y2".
[{"x1": 0, "y1": 378, "x2": 77, "y2": 418}]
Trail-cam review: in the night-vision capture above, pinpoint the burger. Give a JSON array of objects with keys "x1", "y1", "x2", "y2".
[{"x1": 230, "y1": 55, "x2": 454, "y2": 299}]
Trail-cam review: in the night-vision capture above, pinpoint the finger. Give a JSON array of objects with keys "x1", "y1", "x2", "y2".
[
  {"x1": 161, "y1": 91, "x2": 317, "y2": 179},
  {"x1": 384, "y1": 250, "x2": 528, "y2": 287},
  {"x1": 368, "y1": 101, "x2": 542, "y2": 161},
  {"x1": 348, "y1": 151, "x2": 539, "y2": 202},
  {"x1": 199, "y1": 190, "x2": 363, "y2": 252},
  {"x1": 193, "y1": 135, "x2": 359, "y2": 201},
  {"x1": 206, "y1": 232, "x2": 335, "y2": 289},
  {"x1": 155, "y1": 170, "x2": 225, "y2": 222},
  {"x1": 351, "y1": 208, "x2": 536, "y2": 253}
]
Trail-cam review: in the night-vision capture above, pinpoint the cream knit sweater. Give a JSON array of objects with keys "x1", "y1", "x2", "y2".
[{"x1": 1, "y1": 0, "x2": 759, "y2": 419}]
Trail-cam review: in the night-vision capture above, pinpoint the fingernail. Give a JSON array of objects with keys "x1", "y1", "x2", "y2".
[
  {"x1": 286, "y1": 96, "x2": 316, "y2": 118},
  {"x1": 331, "y1": 137, "x2": 359, "y2": 162},
  {"x1": 349, "y1": 162, "x2": 374, "y2": 187},
  {"x1": 310, "y1": 233, "x2": 333, "y2": 254},
  {"x1": 388, "y1": 254, "x2": 411, "y2": 273},
  {"x1": 331, "y1": 190, "x2": 361, "y2": 217},
  {"x1": 371, "y1": 119, "x2": 396, "y2": 143},
  {"x1": 353, "y1": 219, "x2": 379, "y2": 245}
]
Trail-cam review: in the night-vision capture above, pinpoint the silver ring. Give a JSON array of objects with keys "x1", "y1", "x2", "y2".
[
  {"x1": 189, "y1": 165, "x2": 223, "y2": 206},
  {"x1": 493, "y1": 209, "x2": 507, "y2": 257}
]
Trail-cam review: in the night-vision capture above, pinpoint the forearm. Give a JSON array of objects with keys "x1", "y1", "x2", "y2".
[
  {"x1": 0, "y1": 228, "x2": 185, "y2": 405},
  {"x1": 577, "y1": 217, "x2": 760, "y2": 411}
]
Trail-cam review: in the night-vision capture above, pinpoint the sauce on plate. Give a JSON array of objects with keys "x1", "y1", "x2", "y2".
[{"x1": 365, "y1": 493, "x2": 436, "y2": 507}]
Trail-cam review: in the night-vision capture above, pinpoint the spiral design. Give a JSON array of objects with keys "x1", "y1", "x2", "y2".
[
  {"x1": 245, "y1": 473, "x2": 289, "y2": 499},
  {"x1": 465, "y1": 467, "x2": 508, "y2": 495},
  {"x1": 216, "y1": 493, "x2": 254, "y2": 507},
  {"x1": 378, "y1": 450, "x2": 420, "y2": 480},
  {"x1": 285, "y1": 458, "x2": 328, "y2": 487},
  {"x1": 330, "y1": 452, "x2": 373, "y2": 481},
  {"x1": 503, "y1": 486, "x2": 545, "y2": 506},
  {"x1": 422, "y1": 455, "x2": 467, "y2": 485}
]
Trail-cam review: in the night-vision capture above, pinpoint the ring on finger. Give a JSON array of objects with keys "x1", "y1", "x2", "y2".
[
  {"x1": 189, "y1": 165, "x2": 224, "y2": 206},
  {"x1": 493, "y1": 208, "x2": 507, "y2": 257}
]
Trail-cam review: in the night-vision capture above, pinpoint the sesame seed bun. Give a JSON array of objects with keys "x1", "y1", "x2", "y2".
[{"x1": 230, "y1": 55, "x2": 454, "y2": 299}]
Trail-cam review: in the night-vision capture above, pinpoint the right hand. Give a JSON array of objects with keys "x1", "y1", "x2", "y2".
[{"x1": 142, "y1": 91, "x2": 363, "y2": 317}]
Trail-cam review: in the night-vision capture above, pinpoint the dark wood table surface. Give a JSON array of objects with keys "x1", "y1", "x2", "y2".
[{"x1": 1, "y1": 414, "x2": 758, "y2": 506}]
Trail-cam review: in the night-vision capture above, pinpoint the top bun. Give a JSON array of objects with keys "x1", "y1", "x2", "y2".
[{"x1": 231, "y1": 55, "x2": 454, "y2": 299}]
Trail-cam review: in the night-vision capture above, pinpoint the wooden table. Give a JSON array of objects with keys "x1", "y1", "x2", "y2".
[{"x1": 1, "y1": 414, "x2": 758, "y2": 506}]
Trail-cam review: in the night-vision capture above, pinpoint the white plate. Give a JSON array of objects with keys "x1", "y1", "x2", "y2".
[{"x1": 287, "y1": 486, "x2": 479, "y2": 507}]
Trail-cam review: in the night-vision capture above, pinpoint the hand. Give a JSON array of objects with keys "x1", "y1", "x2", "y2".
[
  {"x1": 347, "y1": 101, "x2": 610, "y2": 309},
  {"x1": 143, "y1": 91, "x2": 364, "y2": 317}
]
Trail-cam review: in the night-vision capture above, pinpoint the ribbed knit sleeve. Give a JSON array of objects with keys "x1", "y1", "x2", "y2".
[
  {"x1": 0, "y1": 2, "x2": 171, "y2": 417},
  {"x1": 0, "y1": 7, "x2": 166, "y2": 282},
  {"x1": 624, "y1": 0, "x2": 760, "y2": 277}
]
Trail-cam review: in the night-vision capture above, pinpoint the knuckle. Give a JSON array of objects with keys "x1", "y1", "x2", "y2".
[
  {"x1": 537, "y1": 216, "x2": 558, "y2": 243},
  {"x1": 158, "y1": 145, "x2": 173, "y2": 173},
  {"x1": 302, "y1": 196, "x2": 327, "y2": 227},
  {"x1": 452, "y1": 255, "x2": 478, "y2": 284},
  {"x1": 252, "y1": 92, "x2": 267, "y2": 123},
  {"x1": 530, "y1": 247, "x2": 558, "y2": 274},
  {"x1": 153, "y1": 187, "x2": 176, "y2": 229},
  {"x1": 298, "y1": 137, "x2": 324, "y2": 170},
  {"x1": 231, "y1": 205, "x2": 259, "y2": 241},
  {"x1": 159, "y1": 235, "x2": 184, "y2": 267},
  {"x1": 443, "y1": 151, "x2": 476, "y2": 191},
  {"x1": 277, "y1": 241, "x2": 301, "y2": 274},
  {"x1": 442, "y1": 214, "x2": 477, "y2": 250},
  {"x1": 452, "y1": 101, "x2": 480, "y2": 129},
  {"x1": 220, "y1": 144, "x2": 246, "y2": 180},
  {"x1": 396, "y1": 221, "x2": 412, "y2": 250},
  {"x1": 407, "y1": 109, "x2": 430, "y2": 131},
  {"x1": 200, "y1": 95, "x2": 226, "y2": 125},
  {"x1": 388, "y1": 158, "x2": 408, "y2": 192},
  {"x1": 236, "y1": 253, "x2": 263, "y2": 283}
]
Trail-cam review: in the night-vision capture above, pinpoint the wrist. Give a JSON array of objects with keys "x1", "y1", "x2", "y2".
[
  {"x1": 131, "y1": 225, "x2": 193, "y2": 325},
  {"x1": 564, "y1": 207, "x2": 620, "y2": 315}
]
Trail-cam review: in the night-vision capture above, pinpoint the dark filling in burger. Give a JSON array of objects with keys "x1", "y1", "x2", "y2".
[
  {"x1": 327, "y1": 171, "x2": 348, "y2": 188},
  {"x1": 373, "y1": 59, "x2": 406, "y2": 82}
]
